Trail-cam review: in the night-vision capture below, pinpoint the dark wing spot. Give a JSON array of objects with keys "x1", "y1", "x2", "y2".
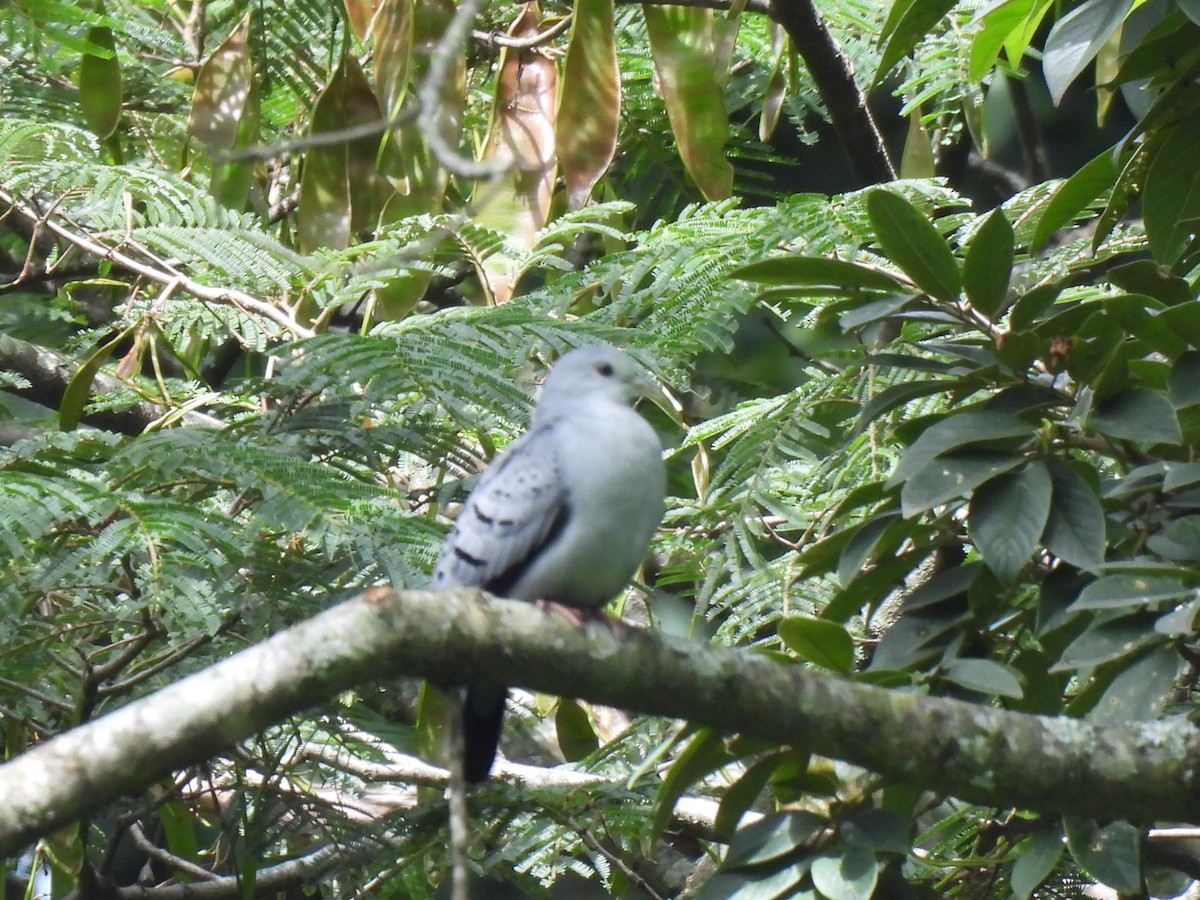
[{"x1": 470, "y1": 502, "x2": 494, "y2": 525}]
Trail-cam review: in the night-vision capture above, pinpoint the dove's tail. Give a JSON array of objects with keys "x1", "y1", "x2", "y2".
[{"x1": 463, "y1": 685, "x2": 507, "y2": 782}]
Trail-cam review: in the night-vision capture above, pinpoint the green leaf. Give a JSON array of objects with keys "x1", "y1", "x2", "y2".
[
  {"x1": 841, "y1": 809, "x2": 911, "y2": 854},
  {"x1": 60, "y1": 323, "x2": 137, "y2": 432},
  {"x1": 1011, "y1": 821, "x2": 1065, "y2": 899},
  {"x1": 1030, "y1": 150, "x2": 1118, "y2": 251},
  {"x1": 557, "y1": 0, "x2": 619, "y2": 209},
  {"x1": 1063, "y1": 816, "x2": 1142, "y2": 894},
  {"x1": 810, "y1": 846, "x2": 879, "y2": 900},
  {"x1": 693, "y1": 866, "x2": 811, "y2": 900},
  {"x1": 555, "y1": 698, "x2": 598, "y2": 761},
  {"x1": 969, "y1": 0, "x2": 1046, "y2": 81},
  {"x1": 837, "y1": 513, "x2": 901, "y2": 587},
  {"x1": 1169, "y1": 352, "x2": 1200, "y2": 408},
  {"x1": 889, "y1": 411, "x2": 1033, "y2": 486},
  {"x1": 1042, "y1": 0, "x2": 1134, "y2": 105},
  {"x1": 901, "y1": 451, "x2": 1025, "y2": 517},
  {"x1": 1088, "y1": 644, "x2": 1178, "y2": 722},
  {"x1": 1042, "y1": 460, "x2": 1106, "y2": 571},
  {"x1": 1090, "y1": 388, "x2": 1183, "y2": 445},
  {"x1": 778, "y1": 616, "x2": 855, "y2": 674},
  {"x1": 1068, "y1": 574, "x2": 1189, "y2": 611},
  {"x1": 1143, "y1": 115, "x2": 1200, "y2": 265},
  {"x1": 942, "y1": 658, "x2": 1024, "y2": 698},
  {"x1": 1052, "y1": 616, "x2": 1158, "y2": 670},
  {"x1": 79, "y1": 24, "x2": 122, "y2": 140},
  {"x1": 725, "y1": 812, "x2": 824, "y2": 870},
  {"x1": 962, "y1": 208, "x2": 1014, "y2": 316},
  {"x1": 644, "y1": 5, "x2": 734, "y2": 201},
  {"x1": 652, "y1": 727, "x2": 735, "y2": 839},
  {"x1": 969, "y1": 462, "x2": 1052, "y2": 582},
  {"x1": 732, "y1": 256, "x2": 905, "y2": 292},
  {"x1": 297, "y1": 53, "x2": 386, "y2": 254},
  {"x1": 867, "y1": 190, "x2": 962, "y2": 302},
  {"x1": 875, "y1": 0, "x2": 959, "y2": 83},
  {"x1": 715, "y1": 754, "x2": 789, "y2": 838}
]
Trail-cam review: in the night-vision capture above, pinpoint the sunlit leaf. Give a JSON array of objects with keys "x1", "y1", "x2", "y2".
[
  {"x1": 644, "y1": 4, "x2": 734, "y2": 201},
  {"x1": 1043, "y1": 0, "x2": 1134, "y2": 105},
  {"x1": 867, "y1": 190, "x2": 962, "y2": 302},
  {"x1": 297, "y1": 53, "x2": 387, "y2": 254},
  {"x1": 473, "y1": 2, "x2": 558, "y2": 303},
  {"x1": 79, "y1": 24, "x2": 122, "y2": 141},
  {"x1": 558, "y1": 0, "x2": 619, "y2": 209}
]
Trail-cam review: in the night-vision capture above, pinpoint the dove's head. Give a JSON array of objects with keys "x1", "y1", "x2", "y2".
[{"x1": 535, "y1": 345, "x2": 656, "y2": 417}]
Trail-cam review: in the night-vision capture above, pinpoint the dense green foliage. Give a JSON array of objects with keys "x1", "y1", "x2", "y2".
[{"x1": 3, "y1": 0, "x2": 1200, "y2": 896}]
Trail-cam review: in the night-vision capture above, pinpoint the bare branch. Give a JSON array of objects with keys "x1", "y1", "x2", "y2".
[
  {"x1": 0, "y1": 188, "x2": 313, "y2": 340},
  {"x1": 2, "y1": 586, "x2": 1200, "y2": 864}
]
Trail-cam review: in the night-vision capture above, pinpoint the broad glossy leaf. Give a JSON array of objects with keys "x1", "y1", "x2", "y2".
[
  {"x1": 1090, "y1": 388, "x2": 1183, "y2": 445},
  {"x1": 733, "y1": 256, "x2": 905, "y2": 292},
  {"x1": 759, "y1": 26, "x2": 787, "y2": 141},
  {"x1": 810, "y1": 846, "x2": 879, "y2": 900},
  {"x1": 876, "y1": 0, "x2": 958, "y2": 83},
  {"x1": 943, "y1": 658, "x2": 1024, "y2": 698},
  {"x1": 969, "y1": 462, "x2": 1052, "y2": 582},
  {"x1": 372, "y1": 0, "x2": 413, "y2": 117},
  {"x1": 694, "y1": 866, "x2": 811, "y2": 900},
  {"x1": 778, "y1": 616, "x2": 855, "y2": 673},
  {"x1": 644, "y1": 5, "x2": 734, "y2": 201},
  {"x1": 651, "y1": 727, "x2": 734, "y2": 839},
  {"x1": 841, "y1": 808, "x2": 910, "y2": 853},
  {"x1": 715, "y1": 754, "x2": 788, "y2": 838},
  {"x1": 890, "y1": 411, "x2": 1033, "y2": 487},
  {"x1": 1143, "y1": 115, "x2": 1200, "y2": 265},
  {"x1": 1011, "y1": 821, "x2": 1064, "y2": 899},
  {"x1": 188, "y1": 14, "x2": 259, "y2": 207},
  {"x1": 1068, "y1": 574, "x2": 1189, "y2": 611},
  {"x1": 1030, "y1": 150, "x2": 1118, "y2": 251},
  {"x1": 1063, "y1": 816, "x2": 1142, "y2": 893},
  {"x1": 837, "y1": 513, "x2": 902, "y2": 587},
  {"x1": 1043, "y1": 460, "x2": 1106, "y2": 571},
  {"x1": 901, "y1": 451, "x2": 1025, "y2": 517},
  {"x1": 188, "y1": 14, "x2": 252, "y2": 150},
  {"x1": 725, "y1": 812, "x2": 824, "y2": 870},
  {"x1": 79, "y1": 24, "x2": 122, "y2": 140},
  {"x1": 1088, "y1": 644, "x2": 1178, "y2": 722},
  {"x1": 962, "y1": 208, "x2": 1013, "y2": 316},
  {"x1": 1043, "y1": 0, "x2": 1134, "y2": 105},
  {"x1": 1168, "y1": 352, "x2": 1200, "y2": 408},
  {"x1": 297, "y1": 54, "x2": 386, "y2": 253},
  {"x1": 555, "y1": 698, "x2": 598, "y2": 760},
  {"x1": 969, "y1": 0, "x2": 1044, "y2": 80},
  {"x1": 343, "y1": 0, "x2": 375, "y2": 41},
  {"x1": 899, "y1": 110, "x2": 936, "y2": 178},
  {"x1": 1107, "y1": 259, "x2": 1194, "y2": 306},
  {"x1": 1051, "y1": 616, "x2": 1157, "y2": 670},
  {"x1": 558, "y1": 0, "x2": 619, "y2": 209},
  {"x1": 867, "y1": 190, "x2": 962, "y2": 303},
  {"x1": 473, "y1": 2, "x2": 558, "y2": 302},
  {"x1": 1147, "y1": 515, "x2": 1200, "y2": 561},
  {"x1": 60, "y1": 323, "x2": 136, "y2": 432}
]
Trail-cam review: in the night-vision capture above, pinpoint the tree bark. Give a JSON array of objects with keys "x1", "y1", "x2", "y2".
[{"x1": 0, "y1": 587, "x2": 1198, "y2": 859}]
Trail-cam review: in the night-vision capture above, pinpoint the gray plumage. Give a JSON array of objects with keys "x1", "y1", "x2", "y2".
[{"x1": 432, "y1": 344, "x2": 665, "y2": 781}]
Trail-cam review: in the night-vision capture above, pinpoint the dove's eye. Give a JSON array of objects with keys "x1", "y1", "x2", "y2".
[{"x1": 595, "y1": 362, "x2": 615, "y2": 377}]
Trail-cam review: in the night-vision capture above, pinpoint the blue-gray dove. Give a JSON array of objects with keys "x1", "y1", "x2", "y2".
[{"x1": 432, "y1": 344, "x2": 665, "y2": 782}]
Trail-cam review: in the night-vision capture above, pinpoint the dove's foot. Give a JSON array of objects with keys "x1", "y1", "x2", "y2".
[{"x1": 535, "y1": 599, "x2": 628, "y2": 634}]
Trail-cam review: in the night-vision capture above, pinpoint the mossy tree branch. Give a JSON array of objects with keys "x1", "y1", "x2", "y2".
[{"x1": 1, "y1": 587, "x2": 1197, "y2": 859}]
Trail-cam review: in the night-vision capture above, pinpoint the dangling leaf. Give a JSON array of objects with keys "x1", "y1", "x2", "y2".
[
  {"x1": 557, "y1": 0, "x2": 620, "y2": 209},
  {"x1": 188, "y1": 13, "x2": 259, "y2": 208},
  {"x1": 473, "y1": 2, "x2": 559, "y2": 303},
  {"x1": 644, "y1": 4, "x2": 734, "y2": 201},
  {"x1": 298, "y1": 53, "x2": 387, "y2": 254},
  {"x1": 79, "y1": 23, "x2": 122, "y2": 141}
]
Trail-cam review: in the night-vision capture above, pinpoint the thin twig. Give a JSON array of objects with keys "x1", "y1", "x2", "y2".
[
  {"x1": 0, "y1": 188, "x2": 312, "y2": 339},
  {"x1": 471, "y1": 15, "x2": 571, "y2": 50}
]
